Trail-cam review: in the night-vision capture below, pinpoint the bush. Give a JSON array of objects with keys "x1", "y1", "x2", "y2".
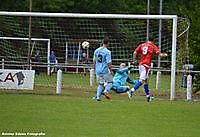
[{"x1": 193, "y1": 73, "x2": 200, "y2": 93}]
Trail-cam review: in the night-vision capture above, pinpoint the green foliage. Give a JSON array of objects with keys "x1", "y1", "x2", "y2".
[
  {"x1": 193, "y1": 73, "x2": 200, "y2": 93},
  {"x1": 0, "y1": 0, "x2": 29, "y2": 11}
]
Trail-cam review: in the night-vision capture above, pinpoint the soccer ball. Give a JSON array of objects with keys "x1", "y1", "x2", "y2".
[
  {"x1": 82, "y1": 52, "x2": 87, "y2": 57},
  {"x1": 82, "y1": 41, "x2": 90, "y2": 49}
]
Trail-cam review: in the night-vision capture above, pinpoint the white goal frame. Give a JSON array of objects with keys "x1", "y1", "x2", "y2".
[
  {"x1": 0, "y1": 11, "x2": 177, "y2": 100},
  {"x1": 0, "y1": 36, "x2": 51, "y2": 75}
]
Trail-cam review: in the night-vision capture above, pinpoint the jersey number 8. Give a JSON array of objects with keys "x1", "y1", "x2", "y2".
[{"x1": 142, "y1": 46, "x2": 148, "y2": 55}]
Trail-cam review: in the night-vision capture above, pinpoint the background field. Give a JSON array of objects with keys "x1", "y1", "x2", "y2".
[{"x1": 0, "y1": 91, "x2": 200, "y2": 137}]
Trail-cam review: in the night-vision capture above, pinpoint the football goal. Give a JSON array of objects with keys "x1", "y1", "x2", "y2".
[
  {"x1": 0, "y1": 36, "x2": 50, "y2": 73},
  {"x1": 0, "y1": 11, "x2": 190, "y2": 100}
]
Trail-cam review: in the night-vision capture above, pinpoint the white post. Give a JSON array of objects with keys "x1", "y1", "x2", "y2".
[
  {"x1": 90, "y1": 69, "x2": 95, "y2": 86},
  {"x1": 2, "y1": 58, "x2": 4, "y2": 69},
  {"x1": 30, "y1": 59, "x2": 32, "y2": 70},
  {"x1": 150, "y1": 63, "x2": 153, "y2": 75},
  {"x1": 128, "y1": 62, "x2": 131, "y2": 74},
  {"x1": 186, "y1": 74, "x2": 192, "y2": 101},
  {"x1": 47, "y1": 40, "x2": 51, "y2": 75},
  {"x1": 158, "y1": 0, "x2": 163, "y2": 68},
  {"x1": 170, "y1": 16, "x2": 177, "y2": 100},
  {"x1": 56, "y1": 69, "x2": 62, "y2": 94},
  {"x1": 86, "y1": 48, "x2": 89, "y2": 59},
  {"x1": 156, "y1": 71, "x2": 161, "y2": 90},
  {"x1": 55, "y1": 59, "x2": 58, "y2": 72},
  {"x1": 76, "y1": 42, "x2": 81, "y2": 73},
  {"x1": 146, "y1": 0, "x2": 150, "y2": 40},
  {"x1": 65, "y1": 42, "x2": 68, "y2": 72}
]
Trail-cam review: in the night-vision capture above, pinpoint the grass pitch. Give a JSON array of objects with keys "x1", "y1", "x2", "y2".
[{"x1": 0, "y1": 92, "x2": 200, "y2": 137}]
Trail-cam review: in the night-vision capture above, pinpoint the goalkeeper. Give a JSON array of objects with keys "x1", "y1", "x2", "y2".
[{"x1": 111, "y1": 63, "x2": 138, "y2": 94}]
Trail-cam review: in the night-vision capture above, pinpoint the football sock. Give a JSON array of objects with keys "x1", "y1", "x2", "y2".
[
  {"x1": 104, "y1": 82, "x2": 113, "y2": 93},
  {"x1": 144, "y1": 84, "x2": 150, "y2": 97},
  {"x1": 133, "y1": 81, "x2": 142, "y2": 91},
  {"x1": 96, "y1": 84, "x2": 104, "y2": 99}
]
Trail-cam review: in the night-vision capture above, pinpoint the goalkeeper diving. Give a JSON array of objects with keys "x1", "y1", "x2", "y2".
[{"x1": 110, "y1": 63, "x2": 138, "y2": 95}]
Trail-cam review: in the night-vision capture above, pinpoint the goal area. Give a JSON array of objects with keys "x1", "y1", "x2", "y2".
[{"x1": 0, "y1": 11, "x2": 191, "y2": 100}]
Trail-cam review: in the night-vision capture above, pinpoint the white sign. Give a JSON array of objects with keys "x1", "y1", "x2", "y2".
[{"x1": 0, "y1": 69, "x2": 35, "y2": 90}]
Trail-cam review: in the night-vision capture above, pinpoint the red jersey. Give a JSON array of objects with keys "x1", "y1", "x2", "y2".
[{"x1": 134, "y1": 41, "x2": 161, "y2": 68}]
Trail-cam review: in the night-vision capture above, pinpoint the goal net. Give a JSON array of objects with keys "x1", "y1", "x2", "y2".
[{"x1": 0, "y1": 12, "x2": 190, "y2": 100}]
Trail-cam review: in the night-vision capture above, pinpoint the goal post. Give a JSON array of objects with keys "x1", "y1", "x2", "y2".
[
  {"x1": 171, "y1": 17, "x2": 178, "y2": 100},
  {"x1": 0, "y1": 11, "x2": 178, "y2": 100}
]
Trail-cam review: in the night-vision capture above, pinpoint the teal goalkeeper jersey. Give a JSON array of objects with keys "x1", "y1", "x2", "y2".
[
  {"x1": 93, "y1": 47, "x2": 112, "y2": 75},
  {"x1": 113, "y1": 68, "x2": 129, "y2": 86},
  {"x1": 113, "y1": 67, "x2": 137, "y2": 86}
]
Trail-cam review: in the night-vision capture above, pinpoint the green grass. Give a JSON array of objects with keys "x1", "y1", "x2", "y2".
[
  {"x1": 35, "y1": 73, "x2": 92, "y2": 89},
  {"x1": 34, "y1": 73, "x2": 185, "y2": 94},
  {"x1": 0, "y1": 72, "x2": 199, "y2": 136},
  {"x1": 0, "y1": 93, "x2": 200, "y2": 137}
]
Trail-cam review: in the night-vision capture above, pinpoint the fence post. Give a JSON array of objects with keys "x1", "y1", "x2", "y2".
[
  {"x1": 150, "y1": 63, "x2": 153, "y2": 75},
  {"x1": 56, "y1": 69, "x2": 62, "y2": 94},
  {"x1": 30, "y1": 59, "x2": 32, "y2": 70},
  {"x1": 156, "y1": 71, "x2": 161, "y2": 90},
  {"x1": 2, "y1": 58, "x2": 4, "y2": 69},
  {"x1": 186, "y1": 74, "x2": 192, "y2": 101},
  {"x1": 90, "y1": 69, "x2": 95, "y2": 86}
]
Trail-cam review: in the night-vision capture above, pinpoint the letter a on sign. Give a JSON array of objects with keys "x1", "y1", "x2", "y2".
[{"x1": 4, "y1": 73, "x2": 14, "y2": 82}]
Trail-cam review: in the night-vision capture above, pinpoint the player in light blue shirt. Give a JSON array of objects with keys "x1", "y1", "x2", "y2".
[
  {"x1": 93, "y1": 37, "x2": 113, "y2": 101},
  {"x1": 111, "y1": 63, "x2": 138, "y2": 95}
]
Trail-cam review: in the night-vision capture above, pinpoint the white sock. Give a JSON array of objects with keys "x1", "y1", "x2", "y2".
[
  {"x1": 146, "y1": 95, "x2": 150, "y2": 97},
  {"x1": 130, "y1": 88, "x2": 135, "y2": 92}
]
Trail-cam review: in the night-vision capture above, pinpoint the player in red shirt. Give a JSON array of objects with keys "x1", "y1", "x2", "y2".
[{"x1": 127, "y1": 34, "x2": 167, "y2": 102}]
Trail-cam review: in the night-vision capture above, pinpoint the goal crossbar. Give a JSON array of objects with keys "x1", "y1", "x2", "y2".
[
  {"x1": 0, "y1": 36, "x2": 49, "y2": 41},
  {"x1": 0, "y1": 11, "x2": 177, "y2": 19},
  {"x1": 0, "y1": 11, "x2": 178, "y2": 100}
]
